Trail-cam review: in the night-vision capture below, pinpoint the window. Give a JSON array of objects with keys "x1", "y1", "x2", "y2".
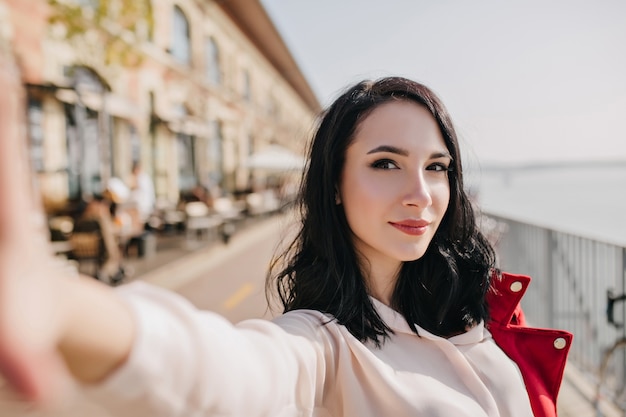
[
  {"x1": 207, "y1": 120, "x2": 223, "y2": 187},
  {"x1": 71, "y1": 66, "x2": 106, "y2": 94},
  {"x1": 177, "y1": 133, "x2": 197, "y2": 191},
  {"x1": 171, "y1": 6, "x2": 191, "y2": 65},
  {"x1": 65, "y1": 105, "x2": 104, "y2": 198},
  {"x1": 27, "y1": 98, "x2": 45, "y2": 173},
  {"x1": 64, "y1": 66, "x2": 112, "y2": 198},
  {"x1": 205, "y1": 37, "x2": 221, "y2": 84}
]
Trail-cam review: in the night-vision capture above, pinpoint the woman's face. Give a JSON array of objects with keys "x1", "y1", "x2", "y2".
[{"x1": 338, "y1": 100, "x2": 451, "y2": 280}]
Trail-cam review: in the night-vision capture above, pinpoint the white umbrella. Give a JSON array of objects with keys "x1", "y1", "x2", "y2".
[{"x1": 246, "y1": 144, "x2": 306, "y2": 171}]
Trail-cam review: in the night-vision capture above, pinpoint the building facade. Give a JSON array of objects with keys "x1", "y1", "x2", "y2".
[{"x1": 3, "y1": 0, "x2": 319, "y2": 212}]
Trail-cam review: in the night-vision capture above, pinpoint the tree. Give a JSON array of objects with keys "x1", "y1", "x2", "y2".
[{"x1": 47, "y1": 0, "x2": 153, "y2": 67}]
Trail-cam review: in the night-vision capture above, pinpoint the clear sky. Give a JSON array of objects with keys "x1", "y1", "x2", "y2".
[{"x1": 260, "y1": 0, "x2": 626, "y2": 165}]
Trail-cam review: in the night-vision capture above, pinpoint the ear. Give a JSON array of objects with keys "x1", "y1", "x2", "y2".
[{"x1": 335, "y1": 187, "x2": 342, "y2": 205}]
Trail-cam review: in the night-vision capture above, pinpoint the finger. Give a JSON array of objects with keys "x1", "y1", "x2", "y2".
[
  {"x1": 24, "y1": 349, "x2": 74, "y2": 408},
  {"x1": 0, "y1": 255, "x2": 75, "y2": 408},
  {"x1": 0, "y1": 46, "x2": 62, "y2": 406},
  {"x1": 0, "y1": 51, "x2": 39, "y2": 243},
  {"x1": 0, "y1": 344, "x2": 73, "y2": 408}
]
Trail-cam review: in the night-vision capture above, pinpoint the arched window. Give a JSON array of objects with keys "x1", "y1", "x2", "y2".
[
  {"x1": 171, "y1": 6, "x2": 191, "y2": 65},
  {"x1": 205, "y1": 37, "x2": 221, "y2": 84},
  {"x1": 64, "y1": 66, "x2": 112, "y2": 198}
]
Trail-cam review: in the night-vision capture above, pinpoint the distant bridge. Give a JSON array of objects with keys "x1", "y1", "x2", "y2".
[{"x1": 479, "y1": 159, "x2": 626, "y2": 173}]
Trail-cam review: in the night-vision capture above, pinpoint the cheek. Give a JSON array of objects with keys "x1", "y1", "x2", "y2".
[
  {"x1": 434, "y1": 184, "x2": 452, "y2": 224},
  {"x1": 437, "y1": 183, "x2": 451, "y2": 210},
  {"x1": 423, "y1": 180, "x2": 451, "y2": 228},
  {"x1": 341, "y1": 170, "x2": 390, "y2": 209},
  {"x1": 340, "y1": 172, "x2": 380, "y2": 236}
]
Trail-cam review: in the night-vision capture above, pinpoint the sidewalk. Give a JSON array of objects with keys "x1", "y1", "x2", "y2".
[
  {"x1": 559, "y1": 363, "x2": 622, "y2": 417},
  {"x1": 128, "y1": 213, "x2": 293, "y2": 289},
  {"x1": 118, "y1": 212, "x2": 293, "y2": 284}
]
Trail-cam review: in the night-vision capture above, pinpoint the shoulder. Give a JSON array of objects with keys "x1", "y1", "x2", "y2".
[
  {"x1": 271, "y1": 309, "x2": 353, "y2": 346},
  {"x1": 272, "y1": 309, "x2": 333, "y2": 334}
]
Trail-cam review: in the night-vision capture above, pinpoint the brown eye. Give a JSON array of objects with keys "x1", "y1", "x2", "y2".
[
  {"x1": 426, "y1": 163, "x2": 451, "y2": 172},
  {"x1": 371, "y1": 159, "x2": 399, "y2": 170}
]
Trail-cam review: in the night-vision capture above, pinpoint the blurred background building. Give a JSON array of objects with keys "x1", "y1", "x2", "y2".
[{"x1": 3, "y1": 0, "x2": 319, "y2": 213}]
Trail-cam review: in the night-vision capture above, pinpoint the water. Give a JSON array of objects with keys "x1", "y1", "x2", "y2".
[{"x1": 467, "y1": 163, "x2": 626, "y2": 246}]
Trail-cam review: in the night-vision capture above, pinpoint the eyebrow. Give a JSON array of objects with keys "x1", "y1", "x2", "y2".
[
  {"x1": 366, "y1": 145, "x2": 452, "y2": 160},
  {"x1": 366, "y1": 145, "x2": 409, "y2": 156}
]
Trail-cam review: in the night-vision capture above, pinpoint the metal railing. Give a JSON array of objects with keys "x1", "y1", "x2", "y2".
[{"x1": 486, "y1": 213, "x2": 626, "y2": 388}]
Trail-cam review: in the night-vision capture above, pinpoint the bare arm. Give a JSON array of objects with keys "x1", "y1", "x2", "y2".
[{"x1": 0, "y1": 39, "x2": 134, "y2": 407}]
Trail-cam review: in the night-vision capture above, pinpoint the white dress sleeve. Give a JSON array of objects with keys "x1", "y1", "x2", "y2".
[{"x1": 83, "y1": 281, "x2": 332, "y2": 417}]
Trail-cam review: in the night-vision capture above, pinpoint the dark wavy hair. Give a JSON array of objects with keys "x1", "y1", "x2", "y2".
[{"x1": 267, "y1": 77, "x2": 495, "y2": 345}]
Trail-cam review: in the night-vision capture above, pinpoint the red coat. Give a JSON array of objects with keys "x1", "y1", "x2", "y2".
[{"x1": 487, "y1": 272, "x2": 573, "y2": 417}]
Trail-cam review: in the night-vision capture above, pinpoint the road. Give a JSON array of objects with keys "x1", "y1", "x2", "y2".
[
  {"x1": 141, "y1": 212, "x2": 296, "y2": 323},
  {"x1": 173, "y1": 216, "x2": 288, "y2": 323}
]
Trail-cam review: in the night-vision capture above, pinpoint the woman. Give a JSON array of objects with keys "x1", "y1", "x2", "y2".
[
  {"x1": 271, "y1": 77, "x2": 493, "y2": 340},
  {"x1": 0, "y1": 72, "x2": 570, "y2": 416},
  {"x1": 268, "y1": 77, "x2": 571, "y2": 416}
]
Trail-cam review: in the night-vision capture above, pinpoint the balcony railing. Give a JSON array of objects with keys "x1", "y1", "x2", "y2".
[{"x1": 485, "y1": 213, "x2": 626, "y2": 395}]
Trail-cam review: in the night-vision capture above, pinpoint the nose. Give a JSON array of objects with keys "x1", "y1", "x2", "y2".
[{"x1": 402, "y1": 172, "x2": 432, "y2": 208}]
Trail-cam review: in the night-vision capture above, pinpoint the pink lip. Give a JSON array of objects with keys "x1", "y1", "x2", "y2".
[{"x1": 389, "y1": 219, "x2": 431, "y2": 236}]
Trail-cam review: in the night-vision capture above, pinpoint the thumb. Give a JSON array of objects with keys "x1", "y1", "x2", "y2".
[{"x1": 0, "y1": 346, "x2": 75, "y2": 410}]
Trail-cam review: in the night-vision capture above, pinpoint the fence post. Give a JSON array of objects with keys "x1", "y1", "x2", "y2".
[
  {"x1": 622, "y1": 247, "x2": 626, "y2": 334},
  {"x1": 547, "y1": 229, "x2": 556, "y2": 329}
]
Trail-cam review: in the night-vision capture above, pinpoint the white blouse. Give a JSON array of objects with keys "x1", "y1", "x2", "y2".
[{"x1": 85, "y1": 282, "x2": 534, "y2": 417}]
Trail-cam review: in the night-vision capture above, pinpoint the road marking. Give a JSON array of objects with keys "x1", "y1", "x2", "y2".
[{"x1": 223, "y1": 283, "x2": 255, "y2": 310}]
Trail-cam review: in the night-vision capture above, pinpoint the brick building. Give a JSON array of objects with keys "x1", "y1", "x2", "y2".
[{"x1": 3, "y1": 0, "x2": 319, "y2": 212}]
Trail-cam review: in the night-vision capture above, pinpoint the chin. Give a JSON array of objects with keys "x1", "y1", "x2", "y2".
[{"x1": 397, "y1": 249, "x2": 428, "y2": 262}]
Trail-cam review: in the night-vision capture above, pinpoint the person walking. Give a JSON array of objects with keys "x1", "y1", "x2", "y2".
[{"x1": 128, "y1": 160, "x2": 155, "y2": 228}]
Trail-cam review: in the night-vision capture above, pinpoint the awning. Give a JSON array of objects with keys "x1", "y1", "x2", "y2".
[
  {"x1": 246, "y1": 144, "x2": 307, "y2": 171},
  {"x1": 167, "y1": 118, "x2": 211, "y2": 137},
  {"x1": 55, "y1": 89, "x2": 141, "y2": 120}
]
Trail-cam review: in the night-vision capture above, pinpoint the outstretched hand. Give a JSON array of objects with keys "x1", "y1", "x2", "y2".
[{"x1": 0, "y1": 45, "x2": 75, "y2": 407}]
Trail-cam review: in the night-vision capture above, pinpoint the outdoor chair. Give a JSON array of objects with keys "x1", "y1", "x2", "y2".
[
  {"x1": 68, "y1": 218, "x2": 105, "y2": 278},
  {"x1": 184, "y1": 201, "x2": 223, "y2": 245}
]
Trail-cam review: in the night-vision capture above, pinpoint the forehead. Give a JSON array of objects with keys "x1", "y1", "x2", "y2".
[{"x1": 350, "y1": 100, "x2": 446, "y2": 152}]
